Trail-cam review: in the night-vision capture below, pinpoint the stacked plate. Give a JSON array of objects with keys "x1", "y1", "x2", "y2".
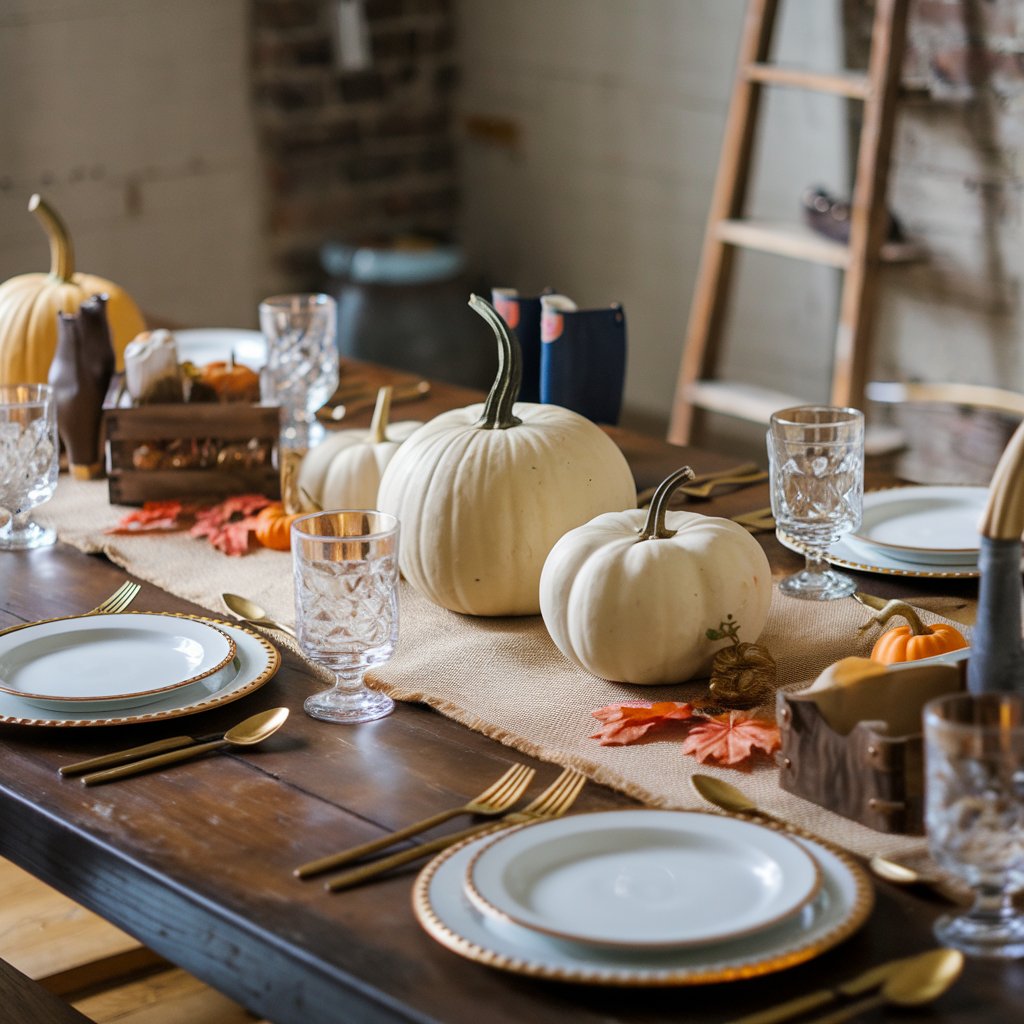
[
  {"x1": 782, "y1": 485, "x2": 988, "y2": 580},
  {"x1": 0, "y1": 612, "x2": 280, "y2": 727},
  {"x1": 413, "y1": 810, "x2": 873, "y2": 985}
]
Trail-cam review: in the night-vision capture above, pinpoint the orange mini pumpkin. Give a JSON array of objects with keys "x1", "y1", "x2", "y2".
[
  {"x1": 254, "y1": 503, "x2": 302, "y2": 551},
  {"x1": 866, "y1": 600, "x2": 968, "y2": 664},
  {"x1": 199, "y1": 359, "x2": 261, "y2": 403}
]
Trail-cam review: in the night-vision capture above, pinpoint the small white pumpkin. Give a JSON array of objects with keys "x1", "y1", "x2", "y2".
[
  {"x1": 377, "y1": 295, "x2": 637, "y2": 616},
  {"x1": 539, "y1": 467, "x2": 773, "y2": 684},
  {"x1": 298, "y1": 387, "x2": 419, "y2": 509}
]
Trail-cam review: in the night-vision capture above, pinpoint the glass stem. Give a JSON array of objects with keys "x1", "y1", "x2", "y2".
[
  {"x1": 803, "y1": 549, "x2": 830, "y2": 577},
  {"x1": 332, "y1": 669, "x2": 366, "y2": 695},
  {"x1": 969, "y1": 887, "x2": 1017, "y2": 923}
]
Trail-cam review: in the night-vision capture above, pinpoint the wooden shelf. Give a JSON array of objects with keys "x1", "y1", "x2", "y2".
[{"x1": 745, "y1": 63, "x2": 870, "y2": 99}]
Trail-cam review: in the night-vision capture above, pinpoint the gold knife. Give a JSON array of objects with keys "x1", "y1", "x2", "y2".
[
  {"x1": 725, "y1": 955, "x2": 918, "y2": 1024},
  {"x1": 59, "y1": 732, "x2": 222, "y2": 776}
]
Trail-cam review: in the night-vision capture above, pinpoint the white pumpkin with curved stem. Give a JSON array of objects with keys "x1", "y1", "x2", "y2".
[
  {"x1": 377, "y1": 295, "x2": 637, "y2": 616},
  {"x1": 539, "y1": 467, "x2": 774, "y2": 684}
]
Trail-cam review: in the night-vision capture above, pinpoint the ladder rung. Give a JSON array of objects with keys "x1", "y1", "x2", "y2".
[
  {"x1": 687, "y1": 381, "x2": 808, "y2": 424},
  {"x1": 715, "y1": 219, "x2": 925, "y2": 267},
  {"x1": 716, "y1": 219, "x2": 850, "y2": 268},
  {"x1": 745, "y1": 63, "x2": 871, "y2": 99}
]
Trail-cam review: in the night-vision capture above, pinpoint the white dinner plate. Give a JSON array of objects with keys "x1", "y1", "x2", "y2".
[
  {"x1": 464, "y1": 812, "x2": 821, "y2": 950},
  {"x1": 850, "y1": 486, "x2": 986, "y2": 566},
  {"x1": 173, "y1": 328, "x2": 267, "y2": 370},
  {"x1": 778, "y1": 530, "x2": 981, "y2": 580},
  {"x1": 413, "y1": 814, "x2": 873, "y2": 986},
  {"x1": 0, "y1": 618, "x2": 279, "y2": 727},
  {"x1": 0, "y1": 613, "x2": 236, "y2": 712}
]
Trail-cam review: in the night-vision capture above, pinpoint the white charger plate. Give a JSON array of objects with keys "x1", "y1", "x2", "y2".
[
  {"x1": 0, "y1": 618, "x2": 279, "y2": 727},
  {"x1": 0, "y1": 613, "x2": 236, "y2": 712},
  {"x1": 778, "y1": 530, "x2": 981, "y2": 580},
  {"x1": 464, "y1": 811, "x2": 821, "y2": 950},
  {"x1": 414, "y1": 815, "x2": 873, "y2": 986},
  {"x1": 850, "y1": 486, "x2": 986, "y2": 566},
  {"x1": 174, "y1": 329, "x2": 266, "y2": 370}
]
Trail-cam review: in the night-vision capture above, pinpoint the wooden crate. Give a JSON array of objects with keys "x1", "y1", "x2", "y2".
[{"x1": 103, "y1": 401, "x2": 280, "y2": 506}]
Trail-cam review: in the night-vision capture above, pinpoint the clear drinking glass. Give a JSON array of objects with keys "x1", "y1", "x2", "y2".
[
  {"x1": 292, "y1": 510, "x2": 398, "y2": 724},
  {"x1": 259, "y1": 293, "x2": 340, "y2": 449},
  {"x1": 768, "y1": 405, "x2": 864, "y2": 600},
  {"x1": 925, "y1": 693, "x2": 1024, "y2": 959},
  {"x1": 0, "y1": 384, "x2": 59, "y2": 550}
]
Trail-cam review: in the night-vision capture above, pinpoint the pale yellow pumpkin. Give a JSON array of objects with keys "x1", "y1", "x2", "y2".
[
  {"x1": 297, "y1": 387, "x2": 419, "y2": 510},
  {"x1": 0, "y1": 195, "x2": 145, "y2": 384},
  {"x1": 377, "y1": 296, "x2": 637, "y2": 616},
  {"x1": 539, "y1": 467, "x2": 773, "y2": 684}
]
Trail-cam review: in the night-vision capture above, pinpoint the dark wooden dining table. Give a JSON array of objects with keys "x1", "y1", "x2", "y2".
[{"x1": 1, "y1": 364, "x2": 1021, "y2": 1023}]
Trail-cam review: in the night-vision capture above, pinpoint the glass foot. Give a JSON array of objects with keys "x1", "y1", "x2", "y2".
[
  {"x1": 304, "y1": 686, "x2": 394, "y2": 724},
  {"x1": 0, "y1": 519, "x2": 56, "y2": 551},
  {"x1": 778, "y1": 567, "x2": 856, "y2": 601},
  {"x1": 934, "y1": 910, "x2": 1024, "y2": 959}
]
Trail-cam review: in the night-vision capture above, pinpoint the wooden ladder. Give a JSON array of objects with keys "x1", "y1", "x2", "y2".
[{"x1": 668, "y1": 0, "x2": 913, "y2": 445}]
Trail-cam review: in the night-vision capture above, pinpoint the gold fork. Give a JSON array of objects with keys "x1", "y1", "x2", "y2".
[
  {"x1": 323, "y1": 767, "x2": 588, "y2": 892},
  {"x1": 636, "y1": 463, "x2": 762, "y2": 506},
  {"x1": 294, "y1": 763, "x2": 536, "y2": 879},
  {"x1": 89, "y1": 581, "x2": 141, "y2": 615}
]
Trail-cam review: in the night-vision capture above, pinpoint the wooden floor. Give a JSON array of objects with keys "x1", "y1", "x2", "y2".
[{"x1": 0, "y1": 858, "x2": 265, "y2": 1024}]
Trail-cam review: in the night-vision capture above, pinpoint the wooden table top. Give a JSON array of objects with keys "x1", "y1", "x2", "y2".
[{"x1": 0, "y1": 366, "x2": 1019, "y2": 1022}]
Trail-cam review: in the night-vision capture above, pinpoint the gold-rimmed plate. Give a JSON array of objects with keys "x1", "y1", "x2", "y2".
[
  {"x1": 413, "y1": 816, "x2": 872, "y2": 986},
  {"x1": 0, "y1": 618, "x2": 279, "y2": 727},
  {"x1": 463, "y1": 811, "x2": 821, "y2": 950},
  {"x1": 0, "y1": 612, "x2": 236, "y2": 713}
]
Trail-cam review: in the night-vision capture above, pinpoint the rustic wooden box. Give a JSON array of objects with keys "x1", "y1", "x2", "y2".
[
  {"x1": 776, "y1": 660, "x2": 966, "y2": 835},
  {"x1": 102, "y1": 392, "x2": 281, "y2": 506}
]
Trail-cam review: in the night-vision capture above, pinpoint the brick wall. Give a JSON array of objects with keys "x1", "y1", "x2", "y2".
[{"x1": 252, "y1": 0, "x2": 461, "y2": 290}]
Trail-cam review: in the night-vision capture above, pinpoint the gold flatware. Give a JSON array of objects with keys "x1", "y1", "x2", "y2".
[
  {"x1": 89, "y1": 581, "x2": 142, "y2": 615},
  {"x1": 726, "y1": 950, "x2": 962, "y2": 1024},
  {"x1": 800, "y1": 948, "x2": 963, "y2": 1024},
  {"x1": 295, "y1": 763, "x2": 536, "y2": 879},
  {"x1": 691, "y1": 774, "x2": 786, "y2": 824},
  {"x1": 325, "y1": 380, "x2": 431, "y2": 422},
  {"x1": 869, "y1": 855, "x2": 962, "y2": 903},
  {"x1": 323, "y1": 768, "x2": 587, "y2": 892},
  {"x1": 676, "y1": 468, "x2": 768, "y2": 500},
  {"x1": 730, "y1": 506, "x2": 775, "y2": 533},
  {"x1": 59, "y1": 713, "x2": 258, "y2": 777},
  {"x1": 221, "y1": 593, "x2": 296, "y2": 638},
  {"x1": 636, "y1": 463, "x2": 760, "y2": 507},
  {"x1": 79, "y1": 707, "x2": 289, "y2": 786}
]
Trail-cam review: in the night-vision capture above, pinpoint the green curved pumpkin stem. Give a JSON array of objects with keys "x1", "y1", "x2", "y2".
[
  {"x1": 857, "y1": 598, "x2": 933, "y2": 637},
  {"x1": 369, "y1": 385, "x2": 393, "y2": 444},
  {"x1": 637, "y1": 466, "x2": 696, "y2": 540},
  {"x1": 469, "y1": 294, "x2": 522, "y2": 430},
  {"x1": 28, "y1": 194, "x2": 74, "y2": 282}
]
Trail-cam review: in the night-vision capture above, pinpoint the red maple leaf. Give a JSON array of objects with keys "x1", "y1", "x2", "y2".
[
  {"x1": 681, "y1": 711, "x2": 780, "y2": 769},
  {"x1": 189, "y1": 493, "x2": 273, "y2": 556},
  {"x1": 590, "y1": 701, "x2": 695, "y2": 745}
]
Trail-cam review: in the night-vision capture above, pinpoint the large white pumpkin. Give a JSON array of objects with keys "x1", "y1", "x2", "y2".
[
  {"x1": 540, "y1": 467, "x2": 773, "y2": 683},
  {"x1": 377, "y1": 296, "x2": 636, "y2": 616}
]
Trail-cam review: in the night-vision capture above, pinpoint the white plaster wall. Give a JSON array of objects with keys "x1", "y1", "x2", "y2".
[
  {"x1": 455, "y1": 0, "x2": 849, "y2": 432},
  {"x1": 0, "y1": 0, "x2": 268, "y2": 330}
]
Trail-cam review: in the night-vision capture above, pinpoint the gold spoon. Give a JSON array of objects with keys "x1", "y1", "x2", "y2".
[
  {"x1": 690, "y1": 774, "x2": 786, "y2": 823},
  {"x1": 222, "y1": 593, "x2": 297, "y2": 638},
  {"x1": 799, "y1": 948, "x2": 963, "y2": 1024},
  {"x1": 81, "y1": 707, "x2": 289, "y2": 785},
  {"x1": 870, "y1": 854, "x2": 942, "y2": 886}
]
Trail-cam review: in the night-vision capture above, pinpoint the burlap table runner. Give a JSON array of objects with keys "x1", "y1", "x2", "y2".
[{"x1": 38, "y1": 480, "x2": 966, "y2": 860}]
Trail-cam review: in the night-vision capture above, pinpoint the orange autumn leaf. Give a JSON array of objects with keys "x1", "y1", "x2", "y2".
[
  {"x1": 681, "y1": 711, "x2": 780, "y2": 769},
  {"x1": 590, "y1": 701, "x2": 695, "y2": 745},
  {"x1": 107, "y1": 500, "x2": 195, "y2": 533}
]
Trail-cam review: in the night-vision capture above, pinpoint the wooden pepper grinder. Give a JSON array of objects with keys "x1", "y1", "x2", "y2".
[{"x1": 48, "y1": 294, "x2": 116, "y2": 479}]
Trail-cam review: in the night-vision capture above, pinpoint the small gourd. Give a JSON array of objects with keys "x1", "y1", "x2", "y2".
[
  {"x1": 862, "y1": 600, "x2": 968, "y2": 665},
  {"x1": 539, "y1": 467, "x2": 773, "y2": 683},
  {"x1": 297, "y1": 387, "x2": 415, "y2": 510},
  {"x1": 0, "y1": 195, "x2": 145, "y2": 384},
  {"x1": 254, "y1": 502, "x2": 304, "y2": 551},
  {"x1": 377, "y1": 295, "x2": 637, "y2": 616}
]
